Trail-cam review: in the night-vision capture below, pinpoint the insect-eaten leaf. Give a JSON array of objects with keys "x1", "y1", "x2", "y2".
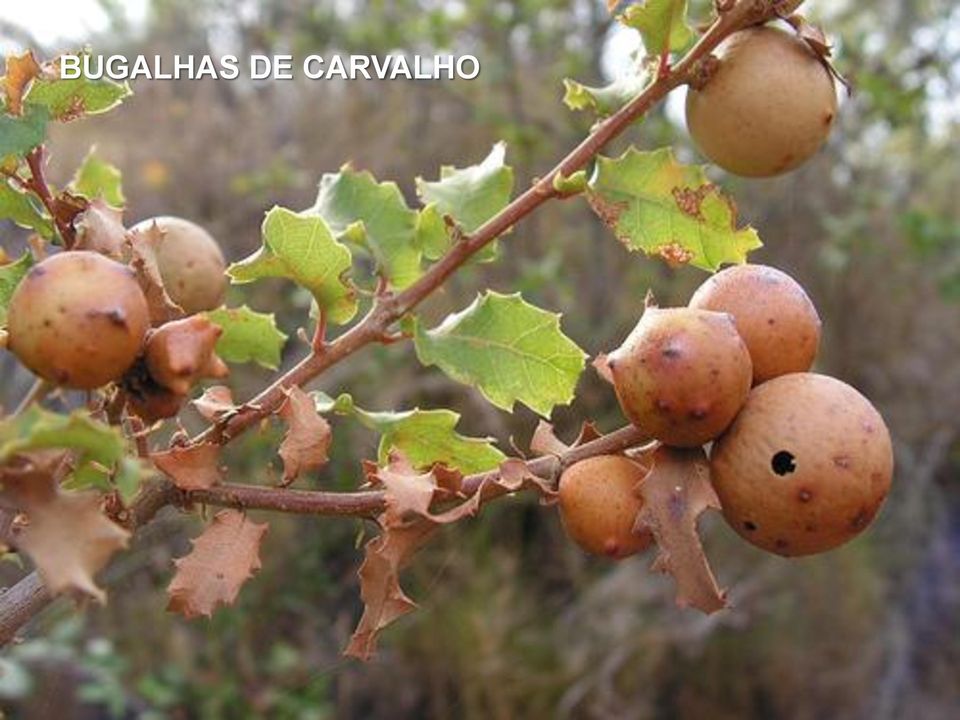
[
  {"x1": 228, "y1": 206, "x2": 357, "y2": 325},
  {"x1": 167, "y1": 510, "x2": 268, "y2": 619},
  {"x1": 204, "y1": 306, "x2": 287, "y2": 370},
  {"x1": 277, "y1": 386, "x2": 331, "y2": 485},
  {"x1": 24, "y1": 53, "x2": 131, "y2": 122},
  {"x1": 346, "y1": 453, "x2": 554, "y2": 660},
  {"x1": 635, "y1": 445, "x2": 727, "y2": 613},
  {"x1": 416, "y1": 143, "x2": 514, "y2": 256},
  {"x1": 1, "y1": 453, "x2": 129, "y2": 601},
  {"x1": 311, "y1": 166, "x2": 421, "y2": 289},
  {"x1": 411, "y1": 291, "x2": 586, "y2": 417},
  {"x1": 587, "y1": 147, "x2": 762, "y2": 271},
  {"x1": 152, "y1": 443, "x2": 223, "y2": 491}
]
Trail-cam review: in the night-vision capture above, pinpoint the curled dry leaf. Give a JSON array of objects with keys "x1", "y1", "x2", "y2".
[
  {"x1": 1, "y1": 453, "x2": 129, "y2": 602},
  {"x1": 152, "y1": 443, "x2": 223, "y2": 491},
  {"x1": 192, "y1": 385, "x2": 236, "y2": 422},
  {"x1": 126, "y1": 223, "x2": 184, "y2": 325},
  {"x1": 346, "y1": 454, "x2": 555, "y2": 660},
  {"x1": 73, "y1": 200, "x2": 127, "y2": 258},
  {"x1": 2, "y1": 50, "x2": 41, "y2": 115},
  {"x1": 167, "y1": 509, "x2": 268, "y2": 619},
  {"x1": 144, "y1": 316, "x2": 229, "y2": 396},
  {"x1": 277, "y1": 386, "x2": 331, "y2": 485},
  {"x1": 530, "y1": 420, "x2": 569, "y2": 457},
  {"x1": 634, "y1": 445, "x2": 727, "y2": 613}
]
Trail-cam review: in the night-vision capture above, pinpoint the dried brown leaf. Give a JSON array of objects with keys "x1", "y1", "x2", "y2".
[
  {"x1": 635, "y1": 446, "x2": 727, "y2": 613},
  {"x1": 2, "y1": 50, "x2": 41, "y2": 115},
  {"x1": 277, "y1": 386, "x2": 331, "y2": 485},
  {"x1": 152, "y1": 443, "x2": 223, "y2": 491},
  {"x1": 127, "y1": 223, "x2": 184, "y2": 325},
  {"x1": 346, "y1": 455, "x2": 556, "y2": 660},
  {"x1": 192, "y1": 385, "x2": 236, "y2": 422},
  {"x1": 1, "y1": 455, "x2": 129, "y2": 601},
  {"x1": 167, "y1": 510, "x2": 268, "y2": 619},
  {"x1": 530, "y1": 420, "x2": 568, "y2": 457},
  {"x1": 73, "y1": 199, "x2": 127, "y2": 258}
]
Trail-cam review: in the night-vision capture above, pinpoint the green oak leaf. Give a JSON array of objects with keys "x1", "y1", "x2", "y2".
[
  {"x1": 562, "y1": 72, "x2": 647, "y2": 117},
  {"x1": 0, "y1": 104, "x2": 48, "y2": 157},
  {"x1": 24, "y1": 62, "x2": 130, "y2": 121},
  {"x1": 0, "y1": 407, "x2": 132, "y2": 493},
  {"x1": 312, "y1": 392, "x2": 505, "y2": 475},
  {"x1": 311, "y1": 166, "x2": 420, "y2": 289},
  {"x1": 0, "y1": 252, "x2": 33, "y2": 326},
  {"x1": 415, "y1": 203, "x2": 450, "y2": 260},
  {"x1": 587, "y1": 147, "x2": 762, "y2": 271},
  {"x1": 620, "y1": 0, "x2": 694, "y2": 55},
  {"x1": 70, "y1": 148, "x2": 124, "y2": 207},
  {"x1": 205, "y1": 305, "x2": 288, "y2": 370},
  {"x1": 228, "y1": 206, "x2": 357, "y2": 324},
  {"x1": 416, "y1": 143, "x2": 514, "y2": 235},
  {"x1": 0, "y1": 180, "x2": 53, "y2": 239},
  {"x1": 412, "y1": 291, "x2": 586, "y2": 417}
]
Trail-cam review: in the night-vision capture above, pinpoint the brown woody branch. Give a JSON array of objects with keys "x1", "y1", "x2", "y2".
[{"x1": 0, "y1": 0, "x2": 787, "y2": 643}]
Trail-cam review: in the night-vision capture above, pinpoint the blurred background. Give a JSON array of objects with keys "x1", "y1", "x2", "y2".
[{"x1": 0, "y1": 0, "x2": 958, "y2": 718}]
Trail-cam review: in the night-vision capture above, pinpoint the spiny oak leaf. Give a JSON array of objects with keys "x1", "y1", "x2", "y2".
[
  {"x1": 0, "y1": 104, "x2": 48, "y2": 158},
  {"x1": 277, "y1": 386, "x2": 331, "y2": 485},
  {"x1": 634, "y1": 445, "x2": 727, "y2": 613},
  {"x1": 24, "y1": 55, "x2": 130, "y2": 122},
  {"x1": 1, "y1": 50, "x2": 41, "y2": 115},
  {"x1": 192, "y1": 385, "x2": 237, "y2": 422},
  {"x1": 0, "y1": 179, "x2": 54, "y2": 239},
  {"x1": 152, "y1": 443, "x2": 223, "y2": 491},
  {"x1": 311, "y1": 166, "x2": 421, "y2": 289},
  {"x1": 346, "y1": 454, "x2": 555, "y2": 660},
  {"x1": 167, "y1": 510, "x2": 268, "y2": 619},
  {"x1": 587, "y1": 147, "x2": 762, "y2": 271},
  {"x1": 204, "y1": 306, "x2": 288, "y2": 370},
  {"x1": 0, "y1": 252, "x2": 33, "y2": 326},
  {"x1": 228, "y1": 206, "x2": 357, "y2": 325},
  {"x1": 74, "y1": 199, "x2": 126, "y2": 258},
  {"x1": 70, "y1": 147, "x2": 125, "y2": 207},
  {"x1": 1, "y1": 454, "x2": 129, "y2": 601},
  {"x1": 411, "y1": 291, "x2": 586, "y2": 417},
  {"x1": 618, "y1": 0, "x2": 693, "y2": 56},
  {"x1": 416, "y1": 143, "x2": 514, "y2": 237},
  {"x1": 126, "y1": 222, "x2": 185, "y2": 325},
  {"x1": 563, "y1": 72, "x2": 647, "y2": 117}
]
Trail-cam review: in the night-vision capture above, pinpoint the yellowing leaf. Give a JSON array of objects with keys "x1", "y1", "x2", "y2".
[
  {"x1": 563, "y1": 72, "x2": 647, "y2": 117},
  {"x1": 412, "y1": 291, "x2": 586, "y2": 417},
  {"x1": 167, "y1": 510, "x2": 268, "y2": 619},
  {"x1": 228, "y1": 207, "x2": 357, "y2": 324},
  {"x1": 278, "y1": 387, "x2": 331, "y2": 485},
  {"x1": 587, "y1": 147, "x2": 762, "y2": 271},
  {"x1": 2, "y1": 51, "x2": 41, "y2": 115},
  {"x1": 635, "y1": 446, "x2": 727, "y2": 613}
]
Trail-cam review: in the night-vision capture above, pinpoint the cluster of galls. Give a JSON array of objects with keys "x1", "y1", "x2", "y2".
[
  {"x1": 6, "y1": 217, "x2": 228, "y2": 422},
  {"x1": 560, "y1": 265, "x2": 894, "y2": 560}
]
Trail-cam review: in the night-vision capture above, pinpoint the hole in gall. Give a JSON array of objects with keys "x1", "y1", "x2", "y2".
[{"x1": 771, "y1": 451, "x2": 796, "y2": 476}]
